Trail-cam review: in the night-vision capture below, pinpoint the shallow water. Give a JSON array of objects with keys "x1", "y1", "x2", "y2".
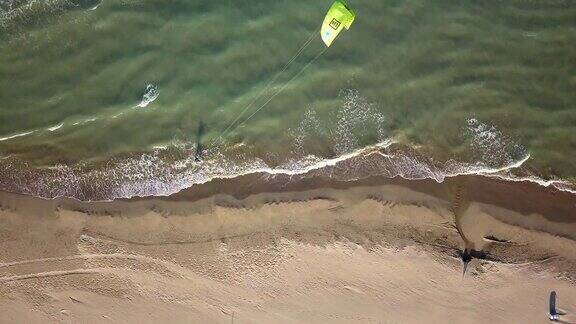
[{"x1": 0, "y1": 0, "x2": 575, "y2": 200}]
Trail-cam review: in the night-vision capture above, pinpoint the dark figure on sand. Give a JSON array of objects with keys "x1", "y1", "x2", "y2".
[{"x1": 550, "y1": 291, "x2": 559, "y2": 321}]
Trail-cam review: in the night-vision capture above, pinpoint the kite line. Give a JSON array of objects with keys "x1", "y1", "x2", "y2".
[
  {"x1": 231, "y1": 46, "x2": 328, "y2": 132},
  {"x1": 210, "y1": 29, "x2": 320, "y2": 147}
]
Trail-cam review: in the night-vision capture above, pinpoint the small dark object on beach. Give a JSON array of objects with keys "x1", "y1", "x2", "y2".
[{"x1": 549, "y1": 291, "x2": 559, "y2": 321}]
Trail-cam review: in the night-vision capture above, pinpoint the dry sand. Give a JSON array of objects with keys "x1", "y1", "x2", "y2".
[{"x1": 0, "y1": 174, "x2": 575, "y2": 323}]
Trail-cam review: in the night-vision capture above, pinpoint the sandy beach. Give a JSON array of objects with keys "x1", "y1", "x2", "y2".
[{"x1": 0, "y1": 174, "x2": 575, "y2": 323}]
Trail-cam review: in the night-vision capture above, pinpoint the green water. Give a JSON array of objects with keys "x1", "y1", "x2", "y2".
[{"x1": 0, "y1": 0, "x2": 575, "y2": 199}]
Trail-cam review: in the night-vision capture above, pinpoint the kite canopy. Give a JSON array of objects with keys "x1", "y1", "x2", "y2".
[{"x1": 321, "y1": 0, "x2": 355, "y2": 47}]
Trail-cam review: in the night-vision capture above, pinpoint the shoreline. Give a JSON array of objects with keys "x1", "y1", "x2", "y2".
[{"x1": 1, "y1": 141, "x2": 574, "y2": 202}]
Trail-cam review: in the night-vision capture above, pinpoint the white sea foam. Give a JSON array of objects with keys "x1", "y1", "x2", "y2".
[
  {"x1": 290, "y1": 107, "x2": 324, "y2": 155},
  {"x1": 0, "y1": 130, "x2": 36, "y2": 141},
  {"x1": 3, "y1": 134, "x2": 566, "y2": 202},
  {"x1": 289, "y1": 89, "x2": 387, "y2": 156},
  {"x1": 72, "y1": 117, "x2": 97, "y2": 126},
  {"x1": 88, "y1": 1, "x2": 101, "y2": 10},
  {"x1": 135, "y1": 84, "x2": 159, "y2": 108},
  {"x1": 334, "y1": 89, "x2": 386, "y2": 154},
  {"x1": 484, "y1": 173, "x2": 576, "y2": 195},
  {"x1": 104, "y1": 139, "x2": 533, "y2": 201},
  {"x1": 0, "y1": 0, "x2": 76, "y2": 29},
  {"x1": 466, "y1": 118, "x2": 528, "y2": 168},
  {"x1": 47, "y1": 123, "x2": 63, "y2": 131}
]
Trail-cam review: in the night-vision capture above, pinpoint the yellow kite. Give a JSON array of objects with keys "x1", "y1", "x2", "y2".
[{"x1": 321, "y1": 0, "x2": 356, "y2": 47}]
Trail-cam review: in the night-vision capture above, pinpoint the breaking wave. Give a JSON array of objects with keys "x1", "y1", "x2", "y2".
[
  {"x1": 135, "y1": 84, "x2": 159, "y2": 108},
  {"x1": 465, "y1": 118, "x2": 528, "y2": 168},
  {"x1": 47, "y1": 123, "x2": 64, "y2": 131},
  {"x1": 0, "y1": 0, "x2": 101, "y2": 35},
  {"x1": 0, "y1": 130, "x2": 36, "y2": 142}
]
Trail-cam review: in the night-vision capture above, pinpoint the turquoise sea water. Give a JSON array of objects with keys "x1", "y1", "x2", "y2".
[{"x1": 0, "y1": 0, "x2": 575, "y2": 200}]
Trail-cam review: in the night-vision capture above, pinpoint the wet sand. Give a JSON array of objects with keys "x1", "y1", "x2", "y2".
[{"x1": 0, "y1": 174, "x2": 575, "y2": 323}]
